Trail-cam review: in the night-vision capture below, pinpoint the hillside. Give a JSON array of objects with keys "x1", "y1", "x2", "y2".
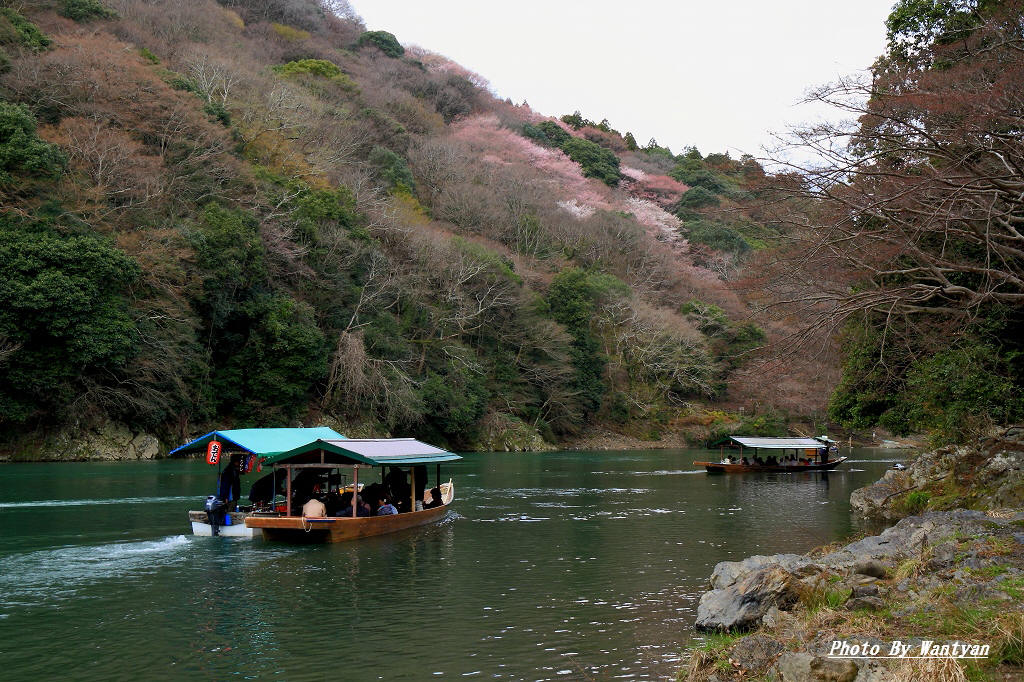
[{"x1": 0, "y1": 0, "x2": 823, "y2": 457}]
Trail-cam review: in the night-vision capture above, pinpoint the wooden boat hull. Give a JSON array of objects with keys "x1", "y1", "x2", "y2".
[
  {"x1": 694, "y1": 456, "x2": 848, "y2": 473},
  {"x1": 244, "y1": 503, "x2": 451, "y2": 543}
]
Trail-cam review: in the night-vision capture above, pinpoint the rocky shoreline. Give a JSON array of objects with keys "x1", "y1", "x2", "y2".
[{"x1": 682, "y1": 427, "x2": 1024, "y2": 681}]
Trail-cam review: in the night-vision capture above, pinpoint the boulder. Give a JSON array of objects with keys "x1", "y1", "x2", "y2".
[
  {"x1": 850, "y1": 584, "x2": 879, "y2": 598},
  {"x1": 774, "y1": 652, "x2": 859, "y2": 682},
  {"x1": 727, "y1": 634, "x2": 783, "y2": 675},
  {"x1": 852, "y1": 559, "x2": 887, "y2": 579},
  {"x1": 696, "y1": 565, "x2": 800, "y2": 631},
  {"x1": 845, "y1": 595, "x2": 884, "y2": 611}
]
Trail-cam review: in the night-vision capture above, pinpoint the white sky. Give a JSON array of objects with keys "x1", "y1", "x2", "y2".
[{"x1": 351, "y1": 0, "x2": 895, "y2": 159}]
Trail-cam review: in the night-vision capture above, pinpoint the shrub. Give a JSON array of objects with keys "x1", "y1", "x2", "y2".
[
  {"x1": 368, "y1": 145, "x2": 414, "y2": 193},
  {"x1": 271, "y1": 22, "x2": 310, "y2": 41},
  {"x1": 561, "y1": 137, "x2": 621, "y2": 186},
  {"x1": 0, "y1": 47, "x2": 8, "y2": 74},
  {"x1": 139, "y1": 47, "x2": 159, "y2": 64},
  {"x1": 202, "y1": 100, "x2": 231, "y2": 126},
  {"x1": 522, "y1": 121, "x2": 571, "y2": 148},
  {"x1": 676, "y1": 186, "x2": 720, "y2": 210},
  {"x1": 60, "y1": 0, "x2": 118, "y2": 22},
  {"x1": 273, "y1": 58, "x2": 341, "y2": 78},
  {"x1": 0, "y1": 102, "x2": 67, "y2": 186},
  {"x1": 685, "y1": 220, "x2": 751, "y2": 254},
  {"x1": 0, "y1": 9, "x2": 51, "y2": 51},
  {"x1": 357, "y1": 30, "x2": 404, "y2": 57}
]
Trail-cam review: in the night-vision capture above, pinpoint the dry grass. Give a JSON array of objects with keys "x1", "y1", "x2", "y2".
[{"x1": 888, "y1": 656, "x2": 968, "y2": 682}]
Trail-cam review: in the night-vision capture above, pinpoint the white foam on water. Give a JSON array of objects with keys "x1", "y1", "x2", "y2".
[
  {"x1": 0, "y1": 535, "x2": 191, "y2": 607},
  {"x1": 0, "y1": 495, "x2": 196, "y2": 509}
]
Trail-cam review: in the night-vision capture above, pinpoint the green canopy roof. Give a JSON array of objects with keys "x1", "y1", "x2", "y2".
[
  {"x1": 265, "y1": 438, "x2": 461, "y2": 467},
  {"x1": 170, "y1": 427, "x2": 346, "y2": 457}
]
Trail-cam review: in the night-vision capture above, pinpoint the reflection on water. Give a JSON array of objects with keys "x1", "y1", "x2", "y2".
[{"x1": 0, "y1": 449, "x2": 899, "y2": 680}]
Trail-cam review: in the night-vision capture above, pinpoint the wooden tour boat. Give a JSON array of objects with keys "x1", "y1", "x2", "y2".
[
  {"x1": 694, "y1": 436, "x2": 847, "y2": 473},
  {"x1": 173, "y1": 428, "x2": 460, "y2": 542}
]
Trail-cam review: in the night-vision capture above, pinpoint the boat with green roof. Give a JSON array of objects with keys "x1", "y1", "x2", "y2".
[{"x1": 173, "y1": 428, "x2": 460, "y2": 542}]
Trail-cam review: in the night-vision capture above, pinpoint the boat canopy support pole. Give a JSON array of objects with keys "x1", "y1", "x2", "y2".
[
  {"x1": 436, "y1": 463, "x2": 440, "y2": 490},
  {"x1": 410, "y1": 466, "x2": 416, "y2": 512},
  {"x1": 352, "y1": 465, "x2": 359, "y2": 518},
  {"x1": 285, "y1": 465, "x2": 292, "y2": 517}
]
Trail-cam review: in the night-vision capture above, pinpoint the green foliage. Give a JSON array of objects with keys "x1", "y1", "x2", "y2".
[
  {"x1": 188, "y1": 203, "x2": 327, "y2": 422},
  {"x1": 202, "y1": 100, "x2": 231, "y2": 126},
  {"x1": 623, "y1": 132, "x2": 638, "y2": 151},
  {"x1": 829, "y1": 312, "x2": 1024, "y2": 441},
  {"x1": 139, "y1": 47, "x2": 159, "y2": 64},
  {"x1": 681, "y1": 299, "x2": 765, "y2": 375},
  {"x1": 368, "y1": 145, "x2": 414, "y2": 193},
  {"x1": 357, "y1": 30, "x2": 404, "y2": 58},
  {"x1": 0, "y1": 9, "x2": 51, "y2": 51},
  {"x1": 451, "y1": 237, "x2": 521, "y2": 284},
  {"x1": 0, "y1": 102, "x2": 67, "y2": 187},
  {"x1": 547, "y1": 269, "x2": 629, "y2": 417},
  {"x1": 561, "y1": 137, "x2": 621, "y2": 186},
  {"x1": 188, "y1": 203, "x2": 268, "y2": 322},
  {"x1": 885, "y1": 0, "x2": 991, "y2": 64},
  {"x1": 273, "y1": 58, "x2": 341, "y2": 78},
  {"x1": 417, "y1": 367, "x2": 490, "y2": 448},
  {"x1": 60, "y1": 0, "x2": 118, "y2": 22},
  {"x1": 0, "y1": 47, "x2": 9, "y2": 74},
  {"x1": 169, "y1": 75, "x2": 197, "y2": 93},
  {"x1": 0, "y1": 214, "x2": 139, "y2": 425},
  {"x1": 522, "y1": 121, "x2": 571, "y2": 148},
  {"x1": 902, "y1": 490, "x2": 931, "y2": 514},
  {"x1": 676, "y1": 186, "x2": 720, "y2": 209},
  {"x1": 902, "y1": 343, "x2": 1024, "y2": 441},
  {"x1": 215, "y1": 294, "x2": 327, "y2": 422},
  {"x1": 684, "y1": 220, "x2": 751, "y2": 254}
]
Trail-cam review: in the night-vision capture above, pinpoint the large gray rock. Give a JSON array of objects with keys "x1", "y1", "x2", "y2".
[
  {"x1": 728, "y1": 634, "x2": 783, "y2": 675},
  {"x1": 774, "y1": 652, "x2": 860, "y2": 682},
  {"x1": 696, "y1": 565, "x2": 800, "y2": 631},
  {"x1": 44, "y1": 423, "x2": 165, "y2": 461}
]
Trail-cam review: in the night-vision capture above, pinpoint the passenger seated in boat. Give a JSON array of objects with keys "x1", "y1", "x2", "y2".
[
  {"x1": 424, "y1": 487, "x2": 443, "y2": 509},
  {"x1": 361, "y1": 482, "x2": 384, "y2": 510},
  {"x1": 741, "y1": 457, "x2": 750, "y2": 465},
  {"x1": 376, "y1": 496, "x2": 397, "y2": 516},
  {"x1": 302, "y1": 495, "x2": 326, "y2": 518},
  {"x1": 356, "y1": 495, "x2": 371, "y2": 517}
]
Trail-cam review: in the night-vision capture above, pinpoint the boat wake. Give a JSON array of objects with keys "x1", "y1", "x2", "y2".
[
  {"x1": 0, "y1": 535, "x2": 191, "y2": 609},
  {"x1": 0, "y1": 496, "x2": 196, "y2": 509}
]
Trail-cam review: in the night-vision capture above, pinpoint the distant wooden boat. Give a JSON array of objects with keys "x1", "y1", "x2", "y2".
[
  {"x1": 695, "y1": 435, "x2": 846, "y2": 473},
  {"x1": 694, "y1": 458, "x2": 848, "y2": 473},
  {"x1": 172, "y1": 428, "x2": 460, "y2": 542}
]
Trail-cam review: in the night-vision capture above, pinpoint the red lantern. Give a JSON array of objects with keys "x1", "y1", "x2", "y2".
[{"x1": 206, "y1": 440, "x2": 221, "y2": 466}]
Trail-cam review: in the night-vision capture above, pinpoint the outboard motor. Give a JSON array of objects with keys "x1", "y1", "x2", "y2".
[{"x1": 204, "y1": 495, "x2": 226, "y2": 536}]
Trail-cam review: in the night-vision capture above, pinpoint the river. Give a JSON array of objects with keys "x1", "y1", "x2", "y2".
[{"x1": 0, "y1": 448, "x2": 902, "y2": 680}]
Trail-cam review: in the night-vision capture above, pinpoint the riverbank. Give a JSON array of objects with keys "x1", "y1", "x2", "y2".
[
  {"x1": 0, "y1": 406, "x2": 921, "y2": 461},
  {"x1": 681, "y1": 427, "x2": 1024, "y2": 681}
]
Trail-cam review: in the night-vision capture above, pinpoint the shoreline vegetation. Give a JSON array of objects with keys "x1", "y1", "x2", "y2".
[
  {"x1": 0, "y1": 407, "x2": 921, "y2": 461},
  {"x1": 680, "y1": 427, "x2": 1024, "y2": 682}
]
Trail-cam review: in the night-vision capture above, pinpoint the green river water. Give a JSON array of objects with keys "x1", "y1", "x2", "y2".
[{"x1": 0, "y1": 448, "x2": 904, "y2": 680}]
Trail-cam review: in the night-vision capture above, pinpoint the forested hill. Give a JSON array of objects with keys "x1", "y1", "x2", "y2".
[{"x1": 0, "y1": 0, "x2": 812, "y2": 455}]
